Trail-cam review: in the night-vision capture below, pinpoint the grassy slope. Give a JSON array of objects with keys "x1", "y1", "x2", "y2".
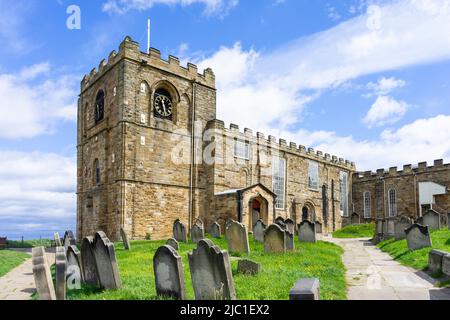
[
  {"x1": 377, "y1": 229, "x2": 450, "y2": 271},
  {"x1": 6, "y1": 239, "x2": 52, "y2": 248},
  {"x1": 69, "y1": 235, "x2": 347, "y2": 300},
  {"x1": 0, "y1": 250, "x2": 30, "y2": 277},
  {"x1": 332, "y1": 223, "x2": 375, "y2": 239}
]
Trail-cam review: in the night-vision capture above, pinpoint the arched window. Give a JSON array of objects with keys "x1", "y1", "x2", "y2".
[
  {"x1": 388, "y1": 189, "x2": 397, "y2": 217},
  {"x1": 363, "y1": 191, "x2": 371, "y2": 218},
  {"x1": 95, "y1": 90, "x2": 105, "y2": 123},
  {"x1": 94, "y1": 159, "x2": 100, "y2": 185}
]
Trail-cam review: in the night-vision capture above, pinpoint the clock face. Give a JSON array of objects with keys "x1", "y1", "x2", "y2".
[{"x1": 154, "y1": 94, "x2": 172, "y2": 118}]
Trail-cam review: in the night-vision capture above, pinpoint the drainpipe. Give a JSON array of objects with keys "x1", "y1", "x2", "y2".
[
  {"x1": 188, "y1": 82, "x2": 197, "y2": 232},
  {"x1": 413, "y1": 173, "x2": 418, "y2": 218}
]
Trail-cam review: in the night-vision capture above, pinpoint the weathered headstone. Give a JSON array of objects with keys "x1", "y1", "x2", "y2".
[
  {"x1": 428, "y1": 249, "x2": 447, "y2": 274},
  {"x1": 194, "y1": 218, "x2": 204, "y2": 228},
  {"x1": 253, "y1": 219, "x2": 266, "y2": 243},
  {"x1": 93, "y1": 231, "x2": 121, "y2": 289},
  {"x1": 285, "y1": 218, "x2": 295, "y2": 234},
  {"x1": 55, "y1": 246, "x2": 67, "y2": 300},
  {"x1": 209, "y1": 222, "x2": 221, "y2": 238},
  {"x1": 351, "y1": 213, "x2": 360, "y2": 225},
  {"x1": 120, "y1": 227, "x2": 131, "y2": 250},
  {"x1": 32, "y1": 247, "x2": 56, "y2": 300},
  {"x1": 315, "y1": 221, "x2": 323, "y2": 234},
  {"x1": 63, "y1": 230, "x2": 76, "y2": 252},
  {"x1": 67, "y1": 245, "x2": 84, "y2": 285},
  {"x1": 188, "y1": 239, "x2": 236, "y2": 300},
  {"x1": 237, "y1": 259, "x2": 261, "y2": 275},
  {"x1": 153, "y1": 245, "x2": 186, "y2": 300},
  {"x1": 275, "y1": 216, "x2": 286, "y2": 229},
  {"x1": 443, "y1": 254, "x2": 450, "y2": 277},
  {"x1": 285, "y1": 230, "x2": 294, "y2": 252},
  {"x1": 164, "y1": 238, "x2": 178, "y2": 251},
  {"x1": 191, "y1": 224, "x2": 205, "y2": 244},
  {"x1": 415, "y1": 217, "x2": 424, "y2": 225},
  {"x1": 298, "y1": 220, "x2": 316, "y2": 243},
  {"x1": 394, "y1": 216, "x2": 412, "y2": 240},
  {"x1": 173, "y1": 219, "x2": 187, "y2": 243},
  {"x1": 405, "y1": 224, "x2": 432, "y2": 251},
  {"x1": 225, "y1": 220, "x2": 250, "y2": 254},
  {"x1": 54, "y1": 232, "x2": 62, "y2": 247},
  {"x1": 264, "y1": 224, "x2": 286, "y2": 253},
  {"x1": 81, "y1": 236, "x2": 100, "y2": 286},
  {"x1": 422, "y1": 209, "x2": 441, "y2": 231},
  {"x1": 289, "y1": 278, "x2": 320, "y2": 300}
]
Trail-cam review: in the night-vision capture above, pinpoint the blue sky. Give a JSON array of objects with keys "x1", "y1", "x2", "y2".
[{"x1": 0, "y1": 0, "x2": 449, "y2": 239}]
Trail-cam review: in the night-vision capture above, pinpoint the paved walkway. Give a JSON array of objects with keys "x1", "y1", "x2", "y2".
[
  {"x1": 328, "y1": 237, "x2": 450, "y2": 300},
  {"x1": 0, "y1": 249, "x2": 55, "y2": 300}
]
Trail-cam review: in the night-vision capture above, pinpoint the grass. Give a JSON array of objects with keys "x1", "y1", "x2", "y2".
[
  {"x1": 377, "y1": 229, "x2": 450, "y2": 271},
  {"x1": 332, "y1": 223, "x2": 375, "y2": 239},
  {"x1": 0, "y1": 250, "x2": 30, "y2": 277},
  {"x1": 68, "y1": 235, "x2": 347, "y2": 300},
  {"x1": 6, "y1": 238, "x2": 52, "y2": 248}
]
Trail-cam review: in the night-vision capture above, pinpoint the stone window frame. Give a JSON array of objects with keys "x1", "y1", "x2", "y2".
[
  {"x1": 94, "y1": 89, "x2": 105, "y2": 124},
  {"x1": 388, "y1": 188, "x2": 397, "y2": 217},
  {"x1": 272, "y1": 155, "x2": 286, "y2": 210},
  {"x1": 363, "y1": 191, "x2": 371, "y2": 218},
  {"x1": 308, "y1": 160, "x2": 319, "y2": 190},
  {"x1": 234, "y1": 139, "x2": 250, "y2": 160},
  {"x1": 94, "y1": 158, "x2": 101, "y2": 186}
]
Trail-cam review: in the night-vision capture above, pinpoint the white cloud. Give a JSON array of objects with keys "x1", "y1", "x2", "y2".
[
  {"x1": 0, "y1": 63, "x2": 78, "y2": 139},
  {"x1": 102, "y1": 0, "x2": 239, "y2": 16},
  {"x1": 366, "y1": 76, "x2": 406, "y2": 96},
  {"x1": 362, "y1": 95, "x2": 409, "y2": 127}
]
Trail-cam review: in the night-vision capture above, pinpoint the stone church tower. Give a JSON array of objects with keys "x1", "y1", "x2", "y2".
[{"x1": 77, "y1": 36, "x2": 216, "y2": 241}]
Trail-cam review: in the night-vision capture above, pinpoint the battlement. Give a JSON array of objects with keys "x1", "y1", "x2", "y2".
[
  {"x1": 81, "y1": 36, "x2": 216, "y2": 92},
  {"x1": 206, "y1": 119, "x2": 356, "y2": 170},
  {"x1": 354, "y1": 159, "x2": 450, "y2": 181}
]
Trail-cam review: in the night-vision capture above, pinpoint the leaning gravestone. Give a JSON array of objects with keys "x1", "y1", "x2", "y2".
[
  {"x1": 153, "y1": 245, "x2": 186, "y2": 300},
  {"x1": 237, "y1": 259, "x2": 261, "y2": 275},
  {"x1": 55, "y1": 246, "x2": 67, "y2": 300},
  {"x1": 54, "y1": 232, "x2": 62, "y2": 247},
  {"x1": 67, "y1": 245, "x2": 84, "y2": 284},
  {"x1": 264, "y1": 224, "x2": 286, "y2": 253},
  {"x1": 253, "y1": 219, "x2": 266, "y2": 243},
  {"x1": 428, "y1": 249, "x2": 448, "y2": 274},
  {"x1": 93, "y1": 231, "x2": 121, "y2": 289},
  {"x1": 63, "y1": 230, "x2": 76, "y2": 252},
  {"x1": 188, "y1": 239, "x2": 236, "y2": 300},
  {"x1": 173, "y1": 219, "x2": 187, "y2": 243},
  {"x1": 120, "y1": 227, "x2": 131, "y2": 250},
  {"x1": 194, "y1": 218, "x2": 204, "y2": 228},
  {"x1": 422, "y1": 209, "x2": 441, "y2": 231},
  {"x1": 81, "y1": 236, "x2": 100, "y2": 286},
  {"x1": 209, "y1": 222, "x2": 221, "y2": 238},
  {"x1": 191, "y1": 224, "x2": 205, "y2": 244},
  {"x1": 315, "y1": 221, "x2": 323, "y2": 234},
  {"x1": 298, "y1": 220, "x2": 316, "y2": 243},
  {"x1": 405, "y1": 224, "x2": 432, "y2": 251},
  {"x1": 225, "y1": 220, "x2": 250, "y2": 254},
  {"x1": 275, "y1": 217, "x2": 286, "y2": 229},
  {"x1": 285, "y1": 218, "x2": 295, "y2": 234},
  {"x1": 32, "y1": 247, "x2": 56, "y2": 300},
  {"x1": 394, "y1": 216, "x2": 412, "y2": 240},
  {"x1": 166, "y1": 238, "x2": 179, "y2": 251},
  {"x1": 285, "y1": 230, "x2": 294, "y2": 252}
]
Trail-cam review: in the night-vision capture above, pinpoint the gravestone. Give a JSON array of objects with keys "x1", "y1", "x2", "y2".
[
  {"x1": 209, "y1": 222, "x2": 221, "y2": 238},
  {"x1": 225, "y1": 220, "x2": 250, "y2": 254},
  {"x1": 32, "y1": 247, "x2": 56, "y2": 300},
  {"x1": 173, "y1": 219, "x2": 187, "y2": 243},
  {"x1": 93, "y1": 231, "x2": 121, "y2": 289},
  {"x1": 54, "y1": 232, "x2": 62, "y2": 247},
  {"x1": 120, "y1": 227, "x2": 131, "y2": 250},
  {"x1": 394, "y1": 216, "x2": 412, "y2": 240},
  {"x1": 416, "y1": 217, "x2": 424, "y2": 225},
  {"x1": 443, "y1": 254, "x2": 450, "y2": 277},
  {"x1": 67, "y1": 245, "x2": 84, "y2": 285},
  {"x1": 351, "y1": 213, "x2": 360, "y2": 225},
  {"x1": 188, "y1": 239, "x2": 236, "y2": 300},
  {"x1": 237, "y1": 259, "x2": 261, "y2": 275},
  {"x1": 191, "y1": 224, "x2": 205, "y2": 244},
  {"x1": 63, "y1": 230, "x2": 76, "y2": 252},
  {"x1": 289, "y1": 278, "x2": 320, "y2": 300},
  {"x1": 285, "y1": 230, "x2": 294, "y2": 252},
  {"x1": 253, "y1": 219, "x2": 266, "y2": 243},
  {"x1": 428, "y1": 250, "x2": 447, "y2": 274},
  {"x1": 264, "y1": 224, "x2": 286, "y2": 253},
  {"x1": 422, "y1": 209, "x2": 441, "y2": 231},
  {"x1": 166, "y1": 238, "x2": 179, "y2": 251},
  {"x1": 405, "y1": 224, "x2": 432, "y2": 251},
  {"x1": 298, "y1": 220, "x2": 316, "y2": 243},
  {"x1": 194, "y1": 218, "x2": 204, "y2": 228},
  {"x1": 55, "y1": 246, "x2": 67, "y2": 300},
  {"x1": 315, "y1": 221, "x2": 323, "y2": 234},
  {"x1": 153, "y1": 245, "x2": 186, "y2": 300},
  {"x1": 285, "y1": 218, "x2": 295, "y2": 234},
  {"x1": 81, "y1": 236, "x2": 100, "y2": 286},
  {"x1": 448, "y1": 213, "x2": 450, "y2": 230},
  {"x1": 275, "y1": 217, "x2": 286, "y2": 229}
]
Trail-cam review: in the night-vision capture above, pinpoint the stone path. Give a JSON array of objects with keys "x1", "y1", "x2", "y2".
[
  {"x1": 328, "y1": 237, "x2": 450, "y2": 300},
  {"x1": 0, "y1": 249, "x2": 55, "y2": 300}
]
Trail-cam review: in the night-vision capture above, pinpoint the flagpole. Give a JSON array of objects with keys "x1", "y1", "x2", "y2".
[{"x1": 147, "y1": 19, "x2": 151, "y2": 54}]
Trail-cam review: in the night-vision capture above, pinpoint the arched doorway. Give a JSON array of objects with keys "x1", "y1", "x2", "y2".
[
  {"x1": 302, "y1": 207, "x2": 309, "y2": 221},
  {"x1": 249, "y1": 196, "x2": 268, "y2": 230},
  {"x1": 302, "y1": 202, "x2": 316, "y2": 222}
]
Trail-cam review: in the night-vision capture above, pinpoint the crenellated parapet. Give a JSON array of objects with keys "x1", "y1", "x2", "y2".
[
  {"x1": 205, "y1": 119, "x2": 356, "y2": 170},
  {"x1": 353, "y1": 159, "x2": 450, "y2": 181},
  {"x1": 81, "y1": 36, "x2": 216, "y2": 93}
]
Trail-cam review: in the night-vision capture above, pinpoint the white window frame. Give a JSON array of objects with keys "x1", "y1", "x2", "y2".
[
  {"x1": 388, "y1": 188, "x2": 397, "y2": 217},
  {"x1": 234, "y1": 139, "x2": 250, "y2": 160},
  {"x1": 308, "y1": 160, "x2": 319, "y2": 190},
  {"x1": 272, "y1": 156, "x2": 286, "y2": 209},
  {"x1": 340, "y1": 171, "x2": 349, "y2": 217},
  {"x1": 363, "y1": 191, "x2": 371, "y2": 218}
]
